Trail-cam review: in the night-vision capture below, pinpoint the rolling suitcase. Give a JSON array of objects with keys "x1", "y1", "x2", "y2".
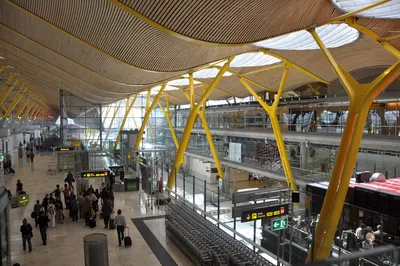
[
  {"x1": 89, "y1": 217, "x2": 96, "y2": 228},
  {"x1": 124, "y1": 227, "x2": 132, "y2": 247}
]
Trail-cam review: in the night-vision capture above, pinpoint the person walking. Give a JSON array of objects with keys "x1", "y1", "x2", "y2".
[
  {"x1": 53, "y1": 185, "x2": 61, "y2": 199},
  {"x1": 34, "y1": 200, "x2": 42, "y2": 228},
  {"x1": 37, "y1": 211, "x2": 49, "y2": 245},
  {"x1": 54, "y1": 197, "x2": 64, "y2": 224},
  {"x1": 16, "y1": 180, "x2": 23, "y2": 195},
  {"x1": 64, "y1": 171, "x2": 75, "y2": 191},
  {"x1": 83, "y1": 195, "x2": 92, "y2": 226},
  {"x1": 47, "y1": 199, "x2": 56, "y2": 228},
  {"x1": 102, "y1": 200, "x2": 112, "y2": 229},
  {"x1": 30, "y1": 152, "x2": 34, "y2": 163},
  {"x1": 114, "y1": 209, "x2": 126, "y2": 247},
  {"x1": 42, "y1": 194, "x2": 49, "y2": 215},
  {"x1": 62, "y1": 184, "x2": 70, "y2": 209},
  {"x1": 20, "y1": 218, "x2": 33, "y2": 252},
  {"x1": 69, "y1": 195, "x2": 78, "y2": 222}
]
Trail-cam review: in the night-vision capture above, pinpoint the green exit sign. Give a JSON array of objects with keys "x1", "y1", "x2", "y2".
[{"x1": 271, "y1": 216, "x2": 288, "y2": 231}]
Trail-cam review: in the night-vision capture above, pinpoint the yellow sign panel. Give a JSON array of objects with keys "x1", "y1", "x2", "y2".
[
  {"x1": 267, "y1": 212, "x2": 273, "y2": 217},
  {"x1": 252, "y1": 213, "x2": 257, "y2": 219},
  {"x1": 274, "y1": 210, "x2": 280, "y2": 215}
]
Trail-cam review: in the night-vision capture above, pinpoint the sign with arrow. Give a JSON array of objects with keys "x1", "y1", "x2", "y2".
[
  {"x1": 240, "y1": 203, "x2": 289, "y2": 222},
  {"x1": 271, "y1": 216, "x2": 288, "y2": 231}
]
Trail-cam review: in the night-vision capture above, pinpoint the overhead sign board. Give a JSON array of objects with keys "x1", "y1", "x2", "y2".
[
  {"x1": 81, "y1": 170, "x2": 110, "y2": 178},
  {"x1": 57, "y1": 146, "x2": 75, "y2": 151},
  {"x1": 271, "y1": 216, "x2": 288, "y2": 231},
  {"x1": 241, "y1": 203, "x2": 289, "y2": 222},
  {"x1": 232, "y1": 188, "x2": 287, "y2": 204}
]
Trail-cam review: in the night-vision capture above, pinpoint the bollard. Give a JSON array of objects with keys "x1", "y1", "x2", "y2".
[{"x1": 84, "y1": 233, "x2": 109, "y2": 266}]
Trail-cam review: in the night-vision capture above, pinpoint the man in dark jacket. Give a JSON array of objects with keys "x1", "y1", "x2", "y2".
[
  {"x1": 64, "y1": 171, "x2": 75, "y2": 190},
  {"x1": 69, "y1": 195, "x2": 78, "y2": 222},
  {"x1": 102, "y1": 200, "x2": 112, "y2": 228},
  {"x1": 42, "y1": 194, "x2": 49, "y2": 215},
  {"x1": 34, "y1": 200, "x2": 42, "y2": 227},
  {"x1": 37, "y1": 211, "x2": 49, "y2": 245}
]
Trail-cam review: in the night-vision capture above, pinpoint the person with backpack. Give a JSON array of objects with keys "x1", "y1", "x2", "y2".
[
  {"x1": 34, "y1": 200, "x2": 42, "y2": 228},
  {"x1": 47, "y1": 199, "x2": 56, "y2": 228},
  {"x1": 114, "y1": 209, "x2": 126, "y2": 247},
  {"x1": 37, "y1": 211, "x2": 49, "y2": 245},
  {"x1": 69, "y1": 195, "x2": 78, "y2": 222},
  {"x1": 20, "y1": 218, "x2": 33, "y2": 252}
]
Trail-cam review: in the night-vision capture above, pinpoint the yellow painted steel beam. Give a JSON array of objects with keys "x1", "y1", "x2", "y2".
[
  {"x1": 4, "y1": 86, "x2": 27, "y2": 118},
  {"x1": 382, "y1": 33, "x2": 400, "y2": 42},
  {"x1": 102, "y1": 106, "x2": 112, "y2": 124},
  {"x1": 259, "y1": 48, "x2": 329, "y2": 84},
  {"x1": 0, "y1": 74, "x2": 17, "y2": 104},
  {"x1": 22, "y1": 103, "x2": 35, "y2": 120},
  {"x1": 307, "y1": 29, "x2": 400, "y2": 262},
  {"x1": 167, "y1": 57, "x2": 233, "y2": 190},
  {"x1": 189, "y1": 73, "x2": 195, "y2": 109},
  {"x1": 345, "y1": 17, "x2": 400, "y2": 59},
  {"x1": 308, "y1": 84, "x2": 321, "y2": 96},
  {"x1": 134, "y1": 83, "x2": 167, "y2": 150},
  {"x1": 199, "y1": 105, "x2": 224, "y2": 179},
  {"x1": 104, "y1": 102, "x2": 121, "y2": 141},
  {"x1": 0, "y1": 66, "x2": 5, "y2": 75},
  {"x1": 157, "y1": 96, "x2": 179, "y2": 150},
  {"x1": 14, "y1": 93, "x2": 31, "y2": 119},
  {"x1": 31, "y1": 104, "x2": 43, "y2": 120},
  {"x1": 212, "y1": 66, "x2": 275, "y2": 93},
  {"x1": 114, "y1": 95, "x2": 139, "y2": 150},
  {"x1": 28, "y1": 101, "x2": 41, "y2": 120},
  {"x1": 240, "y1": 65, "x2": 297, "y2": 192},
  {"x1": 240, "y1": 63, "x2": 285, "y2": 76}
]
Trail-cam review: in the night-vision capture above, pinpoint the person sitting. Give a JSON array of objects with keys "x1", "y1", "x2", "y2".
[{"x1": 16, "y1": 180, "x2": 23, "y2": 195}]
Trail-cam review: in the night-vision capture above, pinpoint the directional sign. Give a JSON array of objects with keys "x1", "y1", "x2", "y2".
[
  {"x1": 81, "y1": 170, "x2": 110, "y2": 178},
  {"x1": 241, "y1": 203, "x2": 289, "y2": 222},
  {"x1": 271, "y1": 216, "x2": 288, "y2": 231}
]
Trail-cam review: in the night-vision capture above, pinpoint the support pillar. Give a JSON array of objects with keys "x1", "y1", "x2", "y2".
[
  {"x1": 167, "y1": 57, "x2": 233, "y2": 190},
  {"x1": 300, "y1": 142, "x2": 308, "y2": 170},
  {"x1": 307, "y1": 29, "x2": 400, "y2": 261},
  {"x1": 114, "y1": 95, "x2": 138, "y2": 150},
  {"x1": 240, "y1": 64, "x2": 297, "y2": 191}
]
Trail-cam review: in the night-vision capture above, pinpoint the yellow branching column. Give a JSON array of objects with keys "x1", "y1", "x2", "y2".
[
  {"x1": 105, "y1": 102, "x2": 121, "y2": 141},
  {"x1": 114, "y1": 95, "x2": 138, "y2": 150},
  {"x1": 167, "y1": 57, "x2": 233, "y2": 190},
  {"x1": 15, "y1": 92, "x2": 32, "y2": 119},
  {"x1": 22, "y1": 103, "x2": 35, "y2": 120},
  {"x1": 4, "y1": 86, "x2": 29, "y2": 118},
  {"x1": 240, "y1": 64, "x2": 297, "y2": 192},
  {"x1": 307, "y1": 29, "x2": 400, "y2": 261},
  {"x1": 134, "y1": 83, "x2": 167, "y2": 151},
  {"x1": 157, "y1": 95, "x2": 179, "y2": 150}
]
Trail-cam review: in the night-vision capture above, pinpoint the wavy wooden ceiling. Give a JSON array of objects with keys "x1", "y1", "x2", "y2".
[{"x1": 0, "y1": 0, "x2": 398, "y2": 113}]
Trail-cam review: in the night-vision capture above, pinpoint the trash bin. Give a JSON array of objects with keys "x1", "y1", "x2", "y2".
[{"x1": 84, "y1": 233, "x2": 109, "y2": 266}]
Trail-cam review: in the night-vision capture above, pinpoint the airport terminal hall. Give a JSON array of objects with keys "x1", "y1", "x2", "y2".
[{"x1": 1, "y1": 0, "x2": 400, "y2": 266}]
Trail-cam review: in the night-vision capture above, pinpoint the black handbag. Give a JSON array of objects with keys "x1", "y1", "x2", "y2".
[{"x1": 31, "y1": 211, "x2": 36, "y2": 219}]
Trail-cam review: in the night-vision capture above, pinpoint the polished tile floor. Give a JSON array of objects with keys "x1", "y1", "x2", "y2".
[{"x1": 0, "y1": 151, "x2": 191, "y2": 266}]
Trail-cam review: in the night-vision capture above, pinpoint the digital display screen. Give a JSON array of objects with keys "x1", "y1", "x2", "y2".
[
  {"x1": 81, "y1": 170, "x2": 110, "y2": 178},
  {"x1": 57, "y1": 146, "x2": 75, "y2": 151}
]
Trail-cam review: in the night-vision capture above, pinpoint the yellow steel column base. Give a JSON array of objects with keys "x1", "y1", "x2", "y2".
[{"x1": 308, "y1": 28, "x2": 400, "y2": 261}]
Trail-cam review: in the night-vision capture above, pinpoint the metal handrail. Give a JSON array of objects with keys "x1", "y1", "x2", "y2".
[{"x1": 166, "y1": 187, "x2": 292, "y2": 266}]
